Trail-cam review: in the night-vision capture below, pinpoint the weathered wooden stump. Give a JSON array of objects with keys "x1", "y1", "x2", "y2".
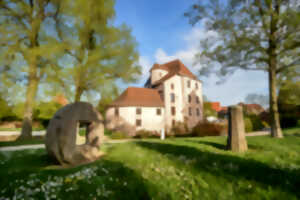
[
  {"x1": 227, "y1": 105, "x2": 248, "y2": 152},
  {"x1": 45, "y1": 102, "x2": 104, "y2": 166}
]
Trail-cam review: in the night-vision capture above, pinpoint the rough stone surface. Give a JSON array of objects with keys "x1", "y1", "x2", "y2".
[
  {"x1": 227, "y1": 105, "x2": 248, "y2": 152},
  {"x1": 45, "y1": 102, "x2": 104, "y2": 166}
]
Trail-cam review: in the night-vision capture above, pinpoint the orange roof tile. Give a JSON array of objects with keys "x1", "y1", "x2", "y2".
[{"x1": 110, "y1": 87, "x2": 164, "y2": 107}]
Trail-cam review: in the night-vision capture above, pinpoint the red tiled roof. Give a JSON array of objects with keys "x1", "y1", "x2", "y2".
[
  {"x1": 110, "y1": 87, "x2": 164, "y2": 107},
  {"x1": 209, "y1": 102, "x2": 222, "y2": 112},
  {"x1": 150, "y1": 59, "x2": 198, "y2": 85}
]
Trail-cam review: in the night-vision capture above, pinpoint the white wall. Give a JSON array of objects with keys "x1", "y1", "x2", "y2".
[
  {"x1": 106, "y1": 106, "x2": 165, "y2": 132},
  {"x1": 163, "y1": 75, "x2": 184, "y2": 129},
  {"x1": 151, "y1": 69, "x2": 168, "y2": 84}
]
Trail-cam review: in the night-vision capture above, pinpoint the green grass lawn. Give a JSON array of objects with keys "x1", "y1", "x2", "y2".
[{"x1": 0, "y1": 132, "x2": 299, "y2": 199}]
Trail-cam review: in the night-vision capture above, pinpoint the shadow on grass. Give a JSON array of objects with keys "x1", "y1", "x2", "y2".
[
  {"x1": 0, "y1": 150, "x2": 170, "y2": 200},
  {"x1": 136, "y1": 141, "x2": 300, "y2": 198},
  {"x1": 184, "y1": 139, "x2": 227, "y2": 150},
  {"x1": 184, "y1": 139, "x2": 266, "y2": 151}
]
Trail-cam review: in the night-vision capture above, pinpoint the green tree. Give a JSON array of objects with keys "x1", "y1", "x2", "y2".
[
  {"x1": 0, "y1": 0, "x2": 63, "y2": 139},
  {"x1": 97, "y1": 85, "x2": 120, "y2": 116},
  {"x1": 54, "y1": 0, "x2": 141, "y2": 102},
  {"x1": 203, "y1": 102, "x2": 218, "y2": 118},
  {"x1": 0, "y1": 94, "x2": 12, "y2": 121},
  {"x1": 185, "y1": 0, "x2": 300, "y2": 138}
]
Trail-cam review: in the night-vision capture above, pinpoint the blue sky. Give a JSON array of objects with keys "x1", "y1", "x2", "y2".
[{"x1": 114, "y1": 0, "x2": 269, "y2": 107}]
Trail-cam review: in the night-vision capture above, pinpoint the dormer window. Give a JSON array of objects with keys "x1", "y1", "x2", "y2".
[{"x1": 171, "y1": 83, "x2": 174, "y2": 90}]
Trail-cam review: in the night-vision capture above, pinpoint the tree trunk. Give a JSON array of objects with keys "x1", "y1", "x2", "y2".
[
  {"x1": 75, "y1": 87, "x2": 83, "y2": 102},
  {"x1": 19, "y1": 62, "x2": 39, "y2": 140},
  {"x1": 268, "y1": 66, "x2": 283, "y2": 138},
  {"x1": 268, "y1": 1, "x2": 283, "y2": 138}
]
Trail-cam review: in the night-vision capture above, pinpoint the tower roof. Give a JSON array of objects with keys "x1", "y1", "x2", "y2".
[{"x1": 150, "y1": 59, "x2": 199, "y2": 86}]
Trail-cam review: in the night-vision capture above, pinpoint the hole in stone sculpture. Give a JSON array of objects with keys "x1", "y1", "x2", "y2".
[{"x1": 76, "y1": 121, "x2": 90, "y2": 145}]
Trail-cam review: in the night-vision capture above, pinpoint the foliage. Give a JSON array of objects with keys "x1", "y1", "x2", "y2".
[
  {"x1": 245, "y1": 114, "x2": 265, "y2": 131},
  {"x1": 170, "y1": 121, "x2": 189, "y2": 136},
  {"x1": 203, "y1": 102, "x2": 217, "y2": 117},
  {"x1": 185, "y1": 0, "x2": 300, "y2": 138},
  {"x1": 244, "y1": 117, "x2": 253, "y2": 133},
  {"x1": 278, "y1": 80, "x2": 300, "y2": 128},
  {"x1": 52, "y1": 0, "x2": 141, "y2": 102},
  {"x1": 191, "y1": 121, "x2": 227, "y2": 137},
  {"x1": 35, "y1": 102, "x2": 62, "y2": 120},
  {"x1": 0, "y1": 95, "x2": 13, "y2": 121},
  {"x1": 97, "y1": 86, "x2": 120, "y2": 117},
  {"x1": 0, "y1": 0, "x2": 65, "y2": 138},
  {"x1": 1, "y1": 133, "x2": 300, "y2": 199},
  {"x1": 110, "y1": 131, "x2": 129, "y2": 140},
  {"x1": 134, "y1": 129, "x2": 157, "y2": 139}
]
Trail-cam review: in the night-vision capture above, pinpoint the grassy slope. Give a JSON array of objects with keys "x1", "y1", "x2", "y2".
[{"x1": 0, "y1": 130, "x2": 299, "y2": 199}]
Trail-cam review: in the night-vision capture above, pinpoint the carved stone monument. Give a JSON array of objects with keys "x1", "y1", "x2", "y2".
[
  {"x1": 45, "y1": 102, "x2": 104, "y2": 165},
  {"x1": 227, "y1": 105, "x2": 248, "y2": 152}
]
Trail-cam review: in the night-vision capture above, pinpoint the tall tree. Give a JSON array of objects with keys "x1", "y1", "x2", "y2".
[
  {"x1": 0, "y1": 0, "x2": 63, "y2": 139},
  {"x1": 54, "y1": 0, "x2": 141, "y2": 102},
  {"x1": 185, "y1": 0, "x2": 300, "y2": 138}
]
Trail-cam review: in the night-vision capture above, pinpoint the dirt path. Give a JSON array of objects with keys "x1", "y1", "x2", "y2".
[
  {"x1": 0, "y1": 131, "x2": 270, "y2": 152},
  {"x1": 246, "y1": 131, "x2": 270, "y2": 136}
]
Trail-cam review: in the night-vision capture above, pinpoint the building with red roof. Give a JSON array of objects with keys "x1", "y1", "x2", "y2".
[{"x1": 106, "y1": 59, "x2": 203, "y2": 134}]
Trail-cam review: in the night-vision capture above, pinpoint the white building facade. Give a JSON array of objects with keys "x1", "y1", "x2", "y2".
[{"x1": 106, "y1": 59, "x2": 203, "y2": 134}]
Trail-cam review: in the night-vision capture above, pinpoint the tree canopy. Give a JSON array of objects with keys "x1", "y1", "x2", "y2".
[
  {"x1": 185, "y1": 0, "x2": 300, "y2": 138},
  {"x1": 51, "y1": 0, "x2": 141, "y2": 102}
]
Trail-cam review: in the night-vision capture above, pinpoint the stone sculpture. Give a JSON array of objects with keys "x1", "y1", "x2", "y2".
[
  {"x1": 227, "y1": 105, "x2": 248, "y2": 152},
  {"x1": 45, "y1": 102, "x2": 104, "y2": 165}
]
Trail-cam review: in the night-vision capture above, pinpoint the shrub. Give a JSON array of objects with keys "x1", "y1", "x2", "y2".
[
  {"x1": 134, "y1": 129, "x2": 158, "y2": 138},
  {"x1": 171, "y1": 121, "x2": 189, "y2": 136},
  {"x1": 248, "y1": 114, "x2": 264, "y2": 131},
  {"x1": 244, "y1": 117, "x2": 253, "y2": 133},
  {"x1": 191, "y1": 121, "x2": 227, "y2": 137},
  {"x1": 110, "y1": 131, "x2": 129, "y2": 140},
  {"x1": 104, "y1": 129, "x2": 113, "y2": 136}
]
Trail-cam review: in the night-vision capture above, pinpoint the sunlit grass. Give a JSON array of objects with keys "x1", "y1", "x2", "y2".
[{"x1": 0, "y1": 131, "x2": 299, "y2": 199}]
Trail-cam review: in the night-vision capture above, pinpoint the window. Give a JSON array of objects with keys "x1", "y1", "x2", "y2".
[
  {"x1": 171, "y1": 106, "x2": 176, "y2": 116},
  {"x1": 196, "y1": 108, "x2": 200, "y2": 116},
  {"x1": 172, "y1": 120, "x2": 175, "y2": 126},
  {"x1": 187, "y1": 80, "x2": 191, "y2": 88},
  {"x1": 196, "y1": 96, "x2": 200, "y2": 104},
  {"x1": 188, "y1": 95, "x2": 192, "y2": 103},
  {"x1": 171, "y1": 93, "x2": 175, "y2": 103},
  {"x1": 189, "y1": 107, "x2": 192, "y2": 116},
  {"x1": 115, "y1": 108, "x2": 119, "y2": 116},
  {"x1": 156, "y1": 108, "x2": 161, "y2": 115},
  {"x1": 136, "y1": 108, "x2": 142, "y2": 115},
  {"x1": 159, "y1": 72, "x2": 162, "y2": 77},
  {"x1": 136, "y1": 119, "x2": 142, "y2": 127},
  {"x1": 195, "y1": 83, "x2": 198, "y2": 89},
  {"x1": 171, "y1": 83, "x2": 174, "y2": 90}
]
